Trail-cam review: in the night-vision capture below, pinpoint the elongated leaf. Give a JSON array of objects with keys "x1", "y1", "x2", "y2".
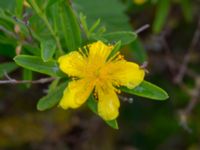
[
  {"x1": 87, "y1": 95, "x2": 119, "y2": 129},
  {"x1": 50, "y1": 2, "x2": 60, "y2": 39},
  {"x1": 46, "y1": 0, "x2": 59, "y2": 8},
  {"x1": 48, "y1": 78, "x2": 60, "y2": 93},
  {"x1": 130, "y1": 39, "x2": 147, "y2": 64},
  {"x1": 102, "y1": 31, "x2": 137, "y2": 45},
  {"x1": 153, "y1": 0, "x2": 170, "y2": 33},
  {"x1": 79, "y1": 13, "x2": 89, "y2": 36},
  {"x1": 0, "y1": 62, "x2": 18, "y2": 78},
  {"x1": 107, "y1": 41, "x2": 121, "y2": 61},
  {"x1": 14, "y1": 55, "x2": 63, "y2": 77},
  {"x1": 59, "y1": 1, "x2": 82, "y2": 51},
  {"x1": 15, "y1": 0, "x2": 23, "y2": 18},
  {"x1": 89, "y1": 18, "x2": 101, "y2": 34},
  {"x1": 41, "y1": 39, "x2": 56, "y2": 62},
  {"x1": 37, "y1": 82, "x2": 68, "y2": 111},
  {"x1": 23, "y1": 44, "x2": 41, "y2": 56},
  {"x1": 120, "y1": 81, "x2": 169, "y2": 100},
  {"x1": 0, "y1": 0, "x2": 15, "y2": 11},
  {"x1": 180, "y1": 0, "x2": 193, "y2": 22}
]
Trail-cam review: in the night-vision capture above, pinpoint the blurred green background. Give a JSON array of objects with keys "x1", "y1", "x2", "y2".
[{"x1": 0, "y1": 0, "x2": 200, "y2": 149}]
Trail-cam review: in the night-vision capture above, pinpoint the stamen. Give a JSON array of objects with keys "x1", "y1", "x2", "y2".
[
  {"x1": 115, "y1": 89, "x2": 121, "y2": 94},
  {"x1": 83, "y1": 45, "x2": 89, "y2": 56},
  {"x1": 78, "y1": 48, "x2": 86, "y2": 57},
  {"x1": 93, "y1": 91, "x2": 98, "y2": 99},
  {"x1": 115, "y1": 83, "x2": 120, "y2": 87},
  {"x1": 117, "y1": 54, "x2": 124, "y2": 60}
]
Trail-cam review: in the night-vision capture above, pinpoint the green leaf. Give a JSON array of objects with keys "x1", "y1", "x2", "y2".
[
  {"x1": 180, "y1": 0, "x2": 193, "y2": 22},
  {"x1": 89, "y1": 18, "x2": 101, "y2": 34},
  {"x1": 0, "y1": 44, "x2": 16, "y2": 58},
  {"x1": 87, "y1": 95, "x2": 119, "y2": 129},
  {"x1": 23, "y1": 44, "x2": 41, "y2": 56},
  {"x1": 0, "y1": 62, "x2": 18, "y2": 78},
  {"x1": 107, "y1": 41, "x2": 121, "y2": 61},
  {"x1": 37, "y1": 82, "x2": 68, "y2": 111},
  {"x1": 74, "y1": 0, "x2": 131, "y2": 32},
  {"x1": 120, "y1": 81, "x2": 169, "y2": 100},
  {"x1": 106, "y1": 120, "x2": 119, "y2": 129},
  {"x1": 129, "y1": 39, "x2": 147, "y2": 64},
  {"x1": 153, "y1": 0, "x2": 170, "y2": 33},
  {"x1": 79, "y1": 13, "x2": 89, "y2": 36},
  {"x1": 48, "y1": 78, "x2": 60, "y2": 93},
  {"x1": 14, "y1": 55, "x2": 63, "y2": 77},
  {"x1": 41, "y1": 39, "x2": 56, "y2": 62},
  {"x1": 59, "y1": 1, "x2": 82, "y2": 51},
  {"x1": 46, "y1": 0, "x2": 59, "y2": 8},
  {"x1": 15, "y1": 0, "x2": 23, "y2": 18},
  {"x1": 102, "y1": 31, "x2": 137, "y2": 45},
  {"x1": 0, "y1": 0, "x2": 15, "y2": 11}
]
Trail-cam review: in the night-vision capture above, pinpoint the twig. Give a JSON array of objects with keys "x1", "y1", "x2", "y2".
[
  {"x1": 178, "y1": 77, "x2": 200, "y2": 133},
  {"x1": 0, "y1": 78, "x2": 55, "y2": 84},
  {"x1": 135, "y1": 24, "x2": 150, "y2": 34},
  {"x1": 157, "y1": 31, "x2": 200, "y2": 133},
  {"x1": 184, "y1": 77, "x2": 200, "y2": 114},
  {"x1": 174, "y1": 18, "x2": 200, "y2": 84},
  {"x1": 158, "y1": 33, "x2": 178, "y2": 76},
  {"x1": 0, "y1": 26, "x2": 17, "y2": 39},
  {"x1": 0, "y1": 73, "x2": 55, "y2": 84}
]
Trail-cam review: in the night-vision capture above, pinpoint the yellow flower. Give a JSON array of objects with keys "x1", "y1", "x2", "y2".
[
  {"x1": 133, "y1": 0, "x2": 146, "y2": 5},
  {"x1": 58, "y1": 41, "x2": 145, "y2": 120}
]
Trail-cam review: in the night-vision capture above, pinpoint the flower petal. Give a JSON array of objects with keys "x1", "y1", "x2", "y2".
[
  {"x1": 59, "y1": 79, "x2": 94, "y2": 109},
  {"x1": 58, "y1": 51, "x2": 86, "y2": 77},
  {"x1": 97, "y1": 87, "x2": 120, "y2": 120},
  {"x1": 102, "y1": 60, "x2": 145, "y2": 89},
  {"x1": 88, "y1": 41, "x2": 113, "y2": 65}
]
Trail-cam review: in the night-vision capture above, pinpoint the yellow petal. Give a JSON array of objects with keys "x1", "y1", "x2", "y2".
[
  {"x1": 102, "y1": 60, "x2": 145, "y2": 89},
  {"x1": 88, "y1": 41, "x2": 113, "y2": 65},
  {"x1": 58, "y1": 51, "x2": 86, "y2": 77},
  {"x1": 97, "y1": 87, "x2": 120, "y2": 120},
  {"x1": 59, "y1": 79, "x2": 94, "y2": 109}
]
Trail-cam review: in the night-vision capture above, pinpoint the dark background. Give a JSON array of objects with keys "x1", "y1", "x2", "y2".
[{"x1": 0, "y1": 0, "x2": 200, "y2": 149}]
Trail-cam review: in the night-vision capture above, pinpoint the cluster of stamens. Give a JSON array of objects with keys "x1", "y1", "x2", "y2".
[{"x1": 76, "y1": 43, "x2": 125, "y2": 100}]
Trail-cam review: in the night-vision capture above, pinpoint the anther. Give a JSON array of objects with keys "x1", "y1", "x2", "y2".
[
  {"x1": 140, "y1": 61, "x2": 148, "y2": 69},
  {"x1": 116, "y1": 89, "x2": 121, "y2": 94}
]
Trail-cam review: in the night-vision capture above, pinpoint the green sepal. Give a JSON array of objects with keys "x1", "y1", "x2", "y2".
[{"x1": 87, "y1": 95, "x2": 119, "y2": 129}]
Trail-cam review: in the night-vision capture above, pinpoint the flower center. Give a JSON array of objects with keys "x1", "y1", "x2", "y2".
[{"x1": 94, "y1": 68, "x2": 101, "y2": 78}]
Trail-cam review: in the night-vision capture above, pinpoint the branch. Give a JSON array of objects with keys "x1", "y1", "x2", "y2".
[
  {"x1": 0, "y1": 26, "x2": 17, "y2": 39},
  {"x1": 178, "y1": 77, "x2": 200, "y2": 133},
  {"x1": 0, "y1": 73, "x2": 55, "y2": 84},
  {"x1": 174, "y1": 18, "x2": 200, "y2": 84},
  {"x1": 135, "y1": 24, "x2": 150, "y2": 34}
]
